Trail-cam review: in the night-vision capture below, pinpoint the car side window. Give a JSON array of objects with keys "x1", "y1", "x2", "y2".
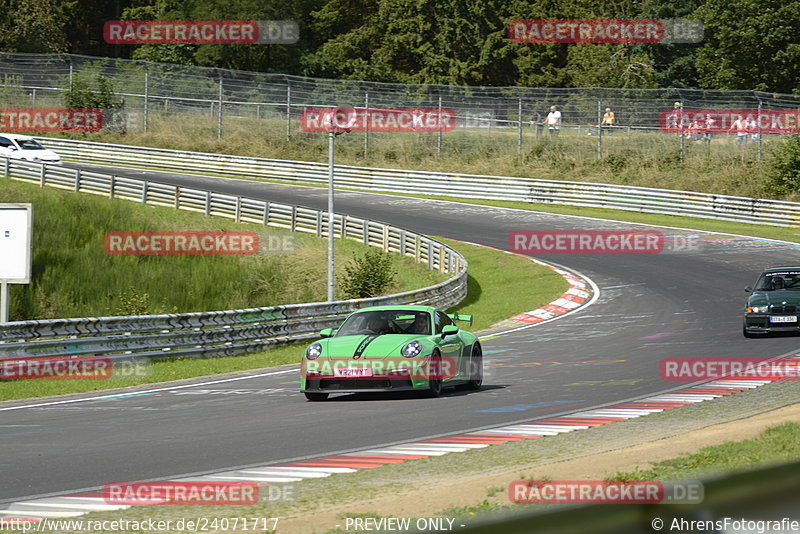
[
  {"x1": 0, "y1": 137, "x2": 13, "y2": 148},
  {"x1": 434, "y1": 311, "x2": 452, "y2": 334}
]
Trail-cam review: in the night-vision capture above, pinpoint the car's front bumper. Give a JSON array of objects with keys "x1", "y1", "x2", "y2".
[
  {"x1": 744, "y1": 314, "x2": 800, "y2": 334},
  {"x1": 302, "y1": 374, "x2": 426, "y2": 394}
]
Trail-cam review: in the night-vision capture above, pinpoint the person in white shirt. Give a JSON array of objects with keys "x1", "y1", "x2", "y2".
[{"x1": 546, "y1": 105, "x2": 561, "y2": 138}]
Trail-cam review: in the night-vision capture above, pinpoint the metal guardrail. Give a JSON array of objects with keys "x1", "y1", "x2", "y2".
[
  {"x1": 0, "y1": 157, "x2": 467, "y2": 360},
  {"x1": 35, "y1": 136, "x2": 800, "y2": 227}
]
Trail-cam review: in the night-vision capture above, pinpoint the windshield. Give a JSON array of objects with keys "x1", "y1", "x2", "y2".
[
  {"x1": 336, "y1": 310, "x2": 431, "y2": 336},
  {"x1": 754, "y1": 271, "x2": 800, "y2": 291},
  {"x1": 17, "y1": 139, "x2": 45, "y2": 150}
]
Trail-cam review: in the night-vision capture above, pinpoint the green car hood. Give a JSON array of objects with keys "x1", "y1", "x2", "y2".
[
  {"x1": 748, "y1": 290, "x2": 800, "y2": 306},
  {"x1": 322, "y1": 334, "x2": 426, "y2": 359}
]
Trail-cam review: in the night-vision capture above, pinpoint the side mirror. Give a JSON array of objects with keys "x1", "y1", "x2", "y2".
[
  {"x1": 7, "y1": 146, "x2": 17, "y2": 151},
  {"x1": 319, "y1": 328, "x2": 333, "y2": 338},
  {"x1": 744, "y1": 286, "x2": 753, "y2": 293},
  {"x1": 442, "y1": 324, "x2": 459, "y2": 337}
]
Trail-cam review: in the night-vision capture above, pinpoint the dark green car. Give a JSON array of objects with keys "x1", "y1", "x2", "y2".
[
  {"x1": 300, "y1": 305, "x2": 482, "y2": 401},
  {"x1": 743, "y1": 267, "x2": 800, "y2": 337}
]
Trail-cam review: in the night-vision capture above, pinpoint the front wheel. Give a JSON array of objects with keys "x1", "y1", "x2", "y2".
[
  {"x1": 304, "y1": 392, "x2": 329, "y2": 401},
  {"x1": 427, "y1": 351, "x2": 443, "y2": 397}
]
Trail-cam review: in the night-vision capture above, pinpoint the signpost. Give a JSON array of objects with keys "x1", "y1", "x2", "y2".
[{"x1": 0, "y1": 204, "x2": 33, "y2": 323}]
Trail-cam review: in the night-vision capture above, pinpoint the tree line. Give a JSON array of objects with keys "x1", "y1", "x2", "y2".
[{"x1": 1, "y1": 0, "x2": 797, "y2": 93}]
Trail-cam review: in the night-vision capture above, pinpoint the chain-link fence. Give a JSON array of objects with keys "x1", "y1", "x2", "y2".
[{"x1": 2, "y1": 52, "x2": 799, "y2": 161}]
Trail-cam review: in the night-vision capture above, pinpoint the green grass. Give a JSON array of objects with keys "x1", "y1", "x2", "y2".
[
  {"x1": 0, "y1": 179, "x2": 447, "y2": 321},
  {"x1": 44, "y1": 111, "x2": 792, "y2": 201},
  {"x1": 440, "y1": 238, "x2": 568, "y2": 332}
]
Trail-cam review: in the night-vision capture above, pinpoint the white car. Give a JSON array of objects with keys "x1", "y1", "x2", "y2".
[{"x1": 0, "y1": 133, "x2": 62, "y2": 165}]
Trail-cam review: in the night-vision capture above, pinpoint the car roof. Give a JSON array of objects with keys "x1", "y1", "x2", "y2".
[
  {"x1": 0, "y1": 133, "x2": 34, "y2": 141},
  {"x1": 351, "y1": 305, "x2": 435, "y2": 314}
]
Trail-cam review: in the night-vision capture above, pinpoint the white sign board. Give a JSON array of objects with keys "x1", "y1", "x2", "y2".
[{"x1": 0, "y1": 204, "x2": 33, "y2": 283}]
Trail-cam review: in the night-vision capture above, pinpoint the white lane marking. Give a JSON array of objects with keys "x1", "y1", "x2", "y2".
[
  {"x1": 0, "y1": 510, "x2": 86, "y2": 518},
  {"x1": 239, "y1": 468, "x2": 330, "y2": 478},
  {"x1": 206, "y1": 475, "x2": 304, "y2": 483},
  {"x1": 479, "y1": 428, "x2": 554, "y2": 436},
  {"x1": 12, "y1": 502, "x2": 125, "y2": 511},
  {"x1": 0, "y1": 369, "x2": 297, "y2": 412}
]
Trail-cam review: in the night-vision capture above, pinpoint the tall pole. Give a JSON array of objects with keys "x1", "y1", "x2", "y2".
[
  {"x1": 143, "y1": 67, "x2": 149, "y2": 132},
  {"x1": 757, "y1": 99, "x2": 763, "y2": 162},
  {"x1": 327, "y1": 131, "x2": 335, "y2": 302},
  {"x1": 517, "y1": 96, "x2": 523, "y2": 152},
  {"x1": 217, "y1": 77, "x2": 223, "y2": 139},
  {"x1": 286, "y1": 85, "x2": 292, "y2": 139},
  {"x1": 364, "y1": 91, "x2": 370, "y2": 159},
  {"x1": 597, "y1": 95, "x2": 603, "y2": 157}
]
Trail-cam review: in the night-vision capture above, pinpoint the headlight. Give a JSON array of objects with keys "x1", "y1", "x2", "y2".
[
  {"x1": 401, "y1": 341, "x2": 421, "y2": 358},
  {"x1": 747, "y1": 306, "x2": 769, "y2": 313},
  {"x1": 306, "y1": 342, "x2": 322, "y2": 359}
]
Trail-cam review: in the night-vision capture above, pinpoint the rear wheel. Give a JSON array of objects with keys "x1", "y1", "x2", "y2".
[
  {"x1": 304, "y1": 392, "x2": 329, "y2": 401},
  {"x1": 464, "y1": 343, "x2": 483, "y2": 390},
  {"x1": 427, "y1": 351, "x2": 443, "y2": 397}
]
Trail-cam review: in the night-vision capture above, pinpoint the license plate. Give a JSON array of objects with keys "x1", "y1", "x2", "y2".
[
  {"x1": 770, "y1": 316, "x2": 798, "y2": 323},
  {"x1": 334, "y1": 367, "x2": 373, "y2": 377}
]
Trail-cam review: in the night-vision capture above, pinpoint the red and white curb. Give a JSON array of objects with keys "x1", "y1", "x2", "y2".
[
  {"x1": 509, "y1": 260, "x2": 592, "y2": 325},
  {"x1": 0, "y1": 378, "x2": 782, "y2": 524},
  {"x1": 455, "y1": 241, "x2": 596, "y2": 327}
]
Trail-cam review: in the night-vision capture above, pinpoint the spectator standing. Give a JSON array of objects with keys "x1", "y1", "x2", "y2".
[
  {"x1": 601, "y1": 107, "x2": 615, "y2": 135},
  {"x1": 730, "y1": 116, "x2": 749, "y2": 145},
  {"x1": 703, "y1": 114, "x2": 716, "y2": 143},
  {"x1": 530, "y1": 111, "x2": 543, "y2": 137},
  {"x1": 546, "y1": 105, "x2": 561, "y2": 138},
  {"x1": 747, "y1": 116, "x2": 759, "y2": 143}
]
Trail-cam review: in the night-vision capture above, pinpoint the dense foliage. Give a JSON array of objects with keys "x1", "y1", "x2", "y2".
[{"x1": 1, "y1": 0, "x2": 797, "y2": 93}]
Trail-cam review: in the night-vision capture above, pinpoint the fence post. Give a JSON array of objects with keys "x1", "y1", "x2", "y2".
[
  {"x1": 143, "y1": 66, "x2": 149, "y2": 133},
  {"x1": 286, "y1": 83, "x2": 292, "y2": 139},
  {"x1": 205, "y1": 191, "x2": 211, "y2": 216},
  {"x1": 217, "y1": 77, "x2": 223, "y2": 139},
  {"x1": 757, "y1": 99, "x2": 763, "y2": 162},
  {"x1": 31, "y1": 88, "x2": 36, "y2": 106},
  {"x1": 364, "y1": 90, "x2": 369, "y2": 159},
  {"x1": 3, "y1": 157, "x2": 9, "y2": 178},
  {"x1": 437, "y1": 94, "x2": 443, "y2": 155},
  {"x1": 39, "y1": 164, "x2": 45, "y2": 187},
  {"x1": 74, "y1": 168, "x2": 81, "y2": 192},
  {"x1": 597, "y1": 95, "x2": 602, "y2": 158},
  {"x1": 109, "y1": 175, "x2": 115, "y2": 198},
  {"x1": 263, "y1": 201, "x2": 270, "y2": 225},
  {"x1": 69, "y1": 58, "x2": 74, "y2": 92},
  {"x1": 141, "y1": 180, "x2": 148, "y2": 203},
  {"x1": 517, "y1": 95, "x2": 523, "y2": 152}
]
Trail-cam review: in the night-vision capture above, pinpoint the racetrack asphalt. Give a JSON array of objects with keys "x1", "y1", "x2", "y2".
[{"x1": 1, "y1": 162, "x2": 799, "y2": 503}]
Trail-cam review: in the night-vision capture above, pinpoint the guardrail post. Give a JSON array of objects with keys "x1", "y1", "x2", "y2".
[
  {"x1": 39, "y1": 164, "x2": 45, "y2": 187},
  {"x1": 235, "y1": 196, "x2": 241, "y2": 223},
  {"x1": 263, "y1": 201, "x2": 270, "y2": 226},
  {"x1": 74, "y1": 168, "x2": 81, "y2": 192},
  {"x1": 205, "y1": 191, "x2": 211, "y2": 216},
  {"x1": 427, "y1": 241, "x2": 434, "y2": 269},
  {"x1": 286, "y1": 83, "x2": 291, "y2": 139},
  {"x1": 415, "y1": 235, "x2": 421, "y2": 263},
  {"x1": 291, "y1": 206, "x2": 297, "y2": 232},
  {"x1": 109, "y1": 175, "x2": 115, "y2": 198},
  {"x1": 141, "y1": 180, "x2": 148, "y2": 203},
  {"x1": 4, "y1": 157, "x2": 10, "y2": 178},
  {"x1": 175, "y1": 186, "x2": 181, "y2": 209},
  {"x1": 341, "y1": 214, "x2": 348, "y2": 238},
  {"x1": 316, "y1": 211, "x2": 322, "y2": 237},
  {"x1": 439, "y1": 247, "x2": 446, "y2": 273},
  {"x1": 400, "y1": 230, "x2": 407, "y2": 256},
  {"x1": 363, "y1": 220, "x2": 370, "y2": 245},
  {"x1": 382, "y1": 226, "x2": 389, "y2": 252},
  {"x1": 217, "y1": 77, "x2": 223, "y2": 139}
]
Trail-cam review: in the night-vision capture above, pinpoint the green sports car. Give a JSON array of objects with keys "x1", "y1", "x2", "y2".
[
  {"x1": 300, "y1": 305, "x2": 482, "y2": 401},
  {"x1": 743, "y1": 267, "x2": 800, "y2": 337}
]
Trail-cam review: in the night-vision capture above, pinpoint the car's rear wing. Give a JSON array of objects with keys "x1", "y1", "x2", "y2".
[{"x1": 447, "y1": 313, "x2": 473, "y2": 326}]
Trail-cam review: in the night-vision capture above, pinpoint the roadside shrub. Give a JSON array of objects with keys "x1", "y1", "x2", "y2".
[
  {"x1": 340, "y1": 248, "x2": 396, "y2": 299},
  {"x1": 764, "y1": 135, "x2": 800, "y2": 197}
]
